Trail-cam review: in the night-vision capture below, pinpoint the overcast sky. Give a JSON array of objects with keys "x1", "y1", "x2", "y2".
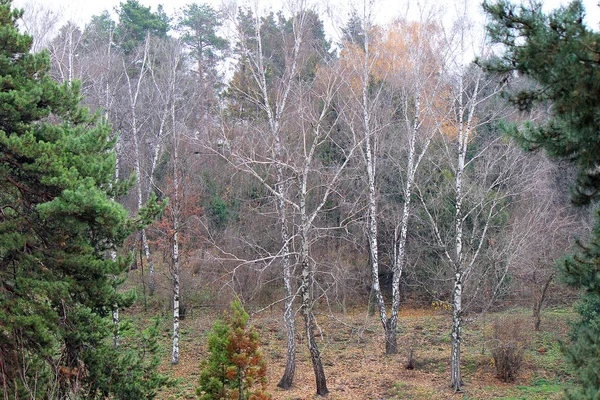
[
  {"x1": 11, "y1": 0, "x2": 600, "y2": 44},
  {"x1": 14, "y1": 0, "x2": 600, "y2": 28}
]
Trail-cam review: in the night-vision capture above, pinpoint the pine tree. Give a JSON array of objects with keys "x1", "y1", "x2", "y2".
[
  {"x1": 115, "y1": 0, "x2": 170, "y2": 53},
  {"x1": 197, "y1": 301, "x2": 269, "y2": 400},
  {"x1": 0, "y1": 0, "x2": 165, "y2": 397},
  {"x1": 483, "y1": 1, "x2": 600, "y2": 397}
]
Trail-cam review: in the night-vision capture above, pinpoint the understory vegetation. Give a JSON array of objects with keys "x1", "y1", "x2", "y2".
[
  {"x1": 3, "y1": 0, "x2": 600, "y2": 397},
  {"x1": 127, "y1": 296, "x2": 575, "y2": 399}
]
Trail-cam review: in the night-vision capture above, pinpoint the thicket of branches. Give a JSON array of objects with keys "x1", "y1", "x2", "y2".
[{"x1": 3, "y1": 0, "x2": 593, "y2": 396}]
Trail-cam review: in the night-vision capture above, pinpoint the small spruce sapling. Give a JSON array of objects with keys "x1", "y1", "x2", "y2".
[{"x1": 197, "y1": 301, "x2": 269, "y2": 400}]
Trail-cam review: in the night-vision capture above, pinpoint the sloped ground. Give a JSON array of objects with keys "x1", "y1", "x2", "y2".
[{"x1": 133, "y1": 306, "x2": 574, "y2": 399}]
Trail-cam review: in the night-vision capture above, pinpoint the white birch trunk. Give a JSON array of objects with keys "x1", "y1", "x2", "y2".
[
  {"x1": 357, "y1": 10, "x2": 398, "y2": 354},
  {"x1": 65, "y1": 25, "x2": 73, "y2": 87},
  {"x1": 109, "y1": 30, "x2": 119, "y2": 345},
  {"x1": 299, "y1": 175, "x2": 328, "y2": 395},
  {"x1": 171, "y1": 135, "x2": 181, "y2": 365},
  {"x1": 450, "y1": 59, "x2": 480, "y2": 391},
  {"x1": 450, "y1": 69, "x2": 467, "y2": 392},
  {"x1": 111, "y1": 251, "x2": 119, "y2": 348},
  {"x1": 389, "y1": 90, "x2": 430, "y2": 343},
  {"x1": 227, "y1": 7, "x2": 344, "y2": 393},
  {"x1": 124, "y1": 35, "x2": 156, "y2": 295},
  {"x1": 246, "y1": 9, "x2": 305, "y2": 389},
  {"x1": 276, "y1": 159, "x2": 295, "y2": 388},
  {"x1": 450, "y1": 274, "x2": 462, "y2": 391},
  {"x1": 169, "y1": 57, "x2": 182, "y2": 363}
]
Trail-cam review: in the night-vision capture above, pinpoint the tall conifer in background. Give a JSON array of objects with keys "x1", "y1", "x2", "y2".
[
  {"x1": 484, "y1": 1, "x2": 600, "y2": 397},
  {"x1": 0, "y1": 0, "x2": 165, "y2": 397}
]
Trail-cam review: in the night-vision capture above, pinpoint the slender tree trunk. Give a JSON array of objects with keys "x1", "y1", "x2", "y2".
[
  {"x1": 301, "y1": 261, "x2": 328, "y2": 396},
  {"x1": 172, "y1": 264, "x2": 180, "y2": 364},
  {"x1": 277, "y1": 176, "x2": 296, "y2": 389},
  {"x1": 366, "y1": 128, "x2": 392, "y2": 352},
  {"x1": 171, "y1": 100, "x2": 181, "y2": 365},
  {"x1": 361, "y1": 19, "x2": 396, "y2": 354},
  {"x1": 533, "y1": 273, "x2": 554, "y2": 332},
  {"x1": 450, "y1": 276, "x2": 462, "y2": 391},
  {"x1": 112, "y1": 307, "x2": 119, "y2": 348},
  {"x1": 134, "y1": 128, "x2": 155, "y2": 295},
  {"x1": 111, "y1": 250, "x2": 119, "y2": 348},
  {"x1": 300, "y1": 181, "x2": 328, "y2": 395},
  {"x1": 198, "y1": 57, "x2": 207, "y2": 139},
  {"x1": 388, "y1": 93, "x2": 427, "y2": 355},
  {"x1": 124, "y1": 36, "x2": 155, "y2": 295},
  {"x1": 449, "y1": 68, "x2": 468, "y2": 392},
  {"x1": 384, "y1": 320, "x2": 398, "y2": 354}
]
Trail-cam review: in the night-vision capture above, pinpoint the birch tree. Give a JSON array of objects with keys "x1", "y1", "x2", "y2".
[
  {"x1": 218, "y1": 5, "x2": 345, "y2": 394},
  {"x1": 18, "y1": 1, "x2": 62, "y2": 52},
  {"x1": 149, "y1": 37, "x2": 187, "y2": 365},
  {"x1": 122, "y1": 34, "x2": 159, "y2": 294},
  {"x1": 338, "y1": 6, "x2": 445, "y2": 354},
  {"x1": 49, "y1": 22, "x2": 83, "y2": 86},
  {"x1": 227, "y1": 7, "x2": 303, "y2": 388},
  {"x1": 407, "y1": 2, "x2": 531, "y2": 389}
]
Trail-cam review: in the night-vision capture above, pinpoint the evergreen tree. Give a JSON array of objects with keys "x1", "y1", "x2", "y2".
[
  {"x1": 115, "y1": 0, "x2": 170, "y2": 53},
  {"x1": 82, "y1": 11, "x2": 116, "y2": 50},
  {"x1": 177, "y1": 3, "x2": 228, "y2": 77},
  {"x1": 197, "y1": 301, "x2": 269, "y2": 400},
  {"x1": 340, "y1": 11, "x2": 365, "y2": 50},
  {"x1": 0, "y1": 0, "x2": 165, "y2": 397},
  {"x1": 483, "y1": 1, "x2": 600, "y2": 397}
]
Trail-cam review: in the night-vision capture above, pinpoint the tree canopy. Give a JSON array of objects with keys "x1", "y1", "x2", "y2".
[
  {"x1": 0, "y1": 0, "x2": 164, "y2": 397},
  {"x1": 484, "y1": 0, "x2": 600, "y2": 397},
  {"x1": 483, "y1": 0, "x2": 600, "y2": 206},
  {"x1": 116, "y1": 0, "x2": 170, "y2": 52}
]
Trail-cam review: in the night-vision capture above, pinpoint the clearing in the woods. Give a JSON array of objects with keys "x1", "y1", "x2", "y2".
[{"x1": 123, "y1": 305, "x2": 574, "y2": 399}]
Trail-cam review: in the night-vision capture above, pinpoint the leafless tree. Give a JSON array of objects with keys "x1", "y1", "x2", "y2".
[
  {"x1": 18, "y1": 1, "x2": 63, "y2": 52},
  {"x1": 337, "y1": 4, "x2": 447, "y2": 355}
]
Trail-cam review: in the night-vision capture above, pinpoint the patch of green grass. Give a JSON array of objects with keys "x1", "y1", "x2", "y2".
[
  {"x1": 493, "y1": 378, "x2": 566, "y2": 400},
  {"x1": 388, "y1": 382, "x2": 422, "y2": 399},
  {"x1": 529, "y1": 331, "x2": 574, "y2": 378}
]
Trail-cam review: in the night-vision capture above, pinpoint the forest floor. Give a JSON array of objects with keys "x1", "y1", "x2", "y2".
[{"x1": 128, "y1": 304, "x2": 576, "y2": 399}]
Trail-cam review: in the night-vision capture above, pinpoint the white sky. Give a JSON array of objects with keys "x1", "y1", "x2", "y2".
[{"x1": 11, "y1": 0, "x2": 600, "y2": 42}]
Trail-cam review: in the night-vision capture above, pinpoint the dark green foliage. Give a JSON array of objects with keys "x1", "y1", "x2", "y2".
[
  {"x1": 483, "y1": 1, "x2": 600, "y2": 397},
  {"x1": 0, "y1": 0, "x2": 165, "y2": 397},
  {"x1": 560, "y1": 217, "x2": 600, "y2": 398},
  {"x1": 208, "y1": 194, "x2": 231, "y2": 229},
  {"x1": 116, "y1": 0, "x2": 170, "y2": 53},
  {"x1": 82, "y1": 11, "x2": 116, "y2": 49},
  {"x1": 81, "y1": 317, "x2": 171, "y2": 399},
  {"x1": 178, "y1": 3, "x2": 228, "y2": 73},
  {"x1": 340, "y1": 11, "x2": 365, "y2": 50},
  {"x1": 197, "y1": 319, "x2": 231, "y2": 399},
  {"x1": 201, "y1": 172, "x2": 237, "y2": 230},
  {"x1": 197, "y1": 301, "x2": 269, "y2": 400},
  {"x1": 483, "y1": 0, "x2": 600, "y2": 206},
  {"x1": 226, "y1": 8, "x2": 331, "y2": 119}
]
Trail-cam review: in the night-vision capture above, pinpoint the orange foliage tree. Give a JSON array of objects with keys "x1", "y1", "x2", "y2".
[{"x1": 197, "y1": 300, "x2": 269, "y2": 400}]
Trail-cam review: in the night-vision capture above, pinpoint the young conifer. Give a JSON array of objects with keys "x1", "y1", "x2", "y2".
[{"x1": 197, "y1": 301, "x2": 269, "y2": 400}]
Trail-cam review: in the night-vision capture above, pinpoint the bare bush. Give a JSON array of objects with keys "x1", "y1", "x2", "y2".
[{"x1": 491, "y1": 317, "x2": 526, "y2": 382}]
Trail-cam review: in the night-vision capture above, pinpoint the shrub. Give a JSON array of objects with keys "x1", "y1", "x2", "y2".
[
  {"x1": 491, "y1": 317, "x2": 526, "y2": 382},
  {"x1": 197, "y1": 301, "x2": 270, "y2": 400}
]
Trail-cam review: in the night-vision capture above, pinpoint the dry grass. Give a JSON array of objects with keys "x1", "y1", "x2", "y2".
[{"x1": 125, "y1": 305, "x2": 574, "y2": 399}]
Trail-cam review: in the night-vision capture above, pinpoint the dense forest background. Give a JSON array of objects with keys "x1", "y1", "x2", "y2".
[{"x1": 3, "y1": 0, "x2": 600, "y2": 398}]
